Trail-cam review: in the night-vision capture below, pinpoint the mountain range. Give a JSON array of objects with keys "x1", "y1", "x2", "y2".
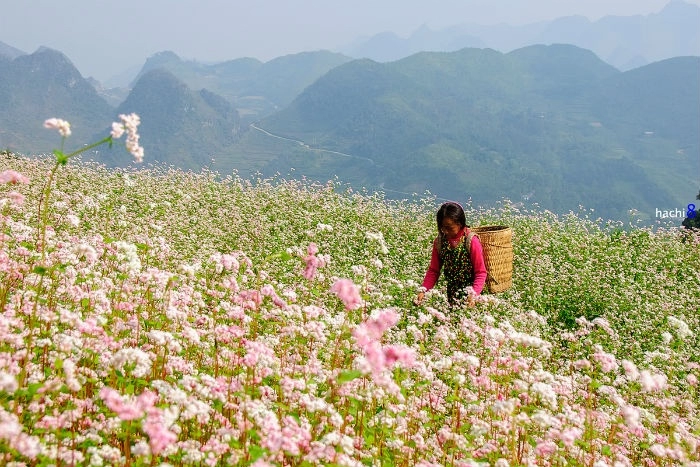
[
  {"x1": 256, "y1": 46, "x2": 698, "y2": 221},
  {"x1": 340, "y1": 0, "x2": 700, "y2": 72},
  {"x1": 0, "y1": 3, "x2": 698, "y2": 223}
]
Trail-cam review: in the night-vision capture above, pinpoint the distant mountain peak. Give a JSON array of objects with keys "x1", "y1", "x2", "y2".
[
  {"x1": 33, "y1": 46, "x2": 74, "y2": 63},
  {"x1": 12, "y1": 46, "x2": 88, "y2": 82},
  {"x1": 0, "y1": 40, "x2": 25, "y2": 60},
  {"x1": 340, "y1": 1, "x2": 699, "y2": 71},
  {"x1": 656, "y1": 0, "x2": 700, "y2": 17},
  {"x1": 146, "y1": 50, "x2": 182, "y2": 65}
]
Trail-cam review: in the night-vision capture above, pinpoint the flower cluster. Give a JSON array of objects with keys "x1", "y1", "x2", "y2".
[
  {"x1": 111, "y1": 113, "x2": 144, "y2": 162},
  {"x1": 43, "y1": 113, "x2": 144, "y2": 163},
  {"x1": 43, "y1": 117, "x2": 71, "y2": 137},
  {"x1": 331, "y1": 278, "x2": 362, "y2": 310}
]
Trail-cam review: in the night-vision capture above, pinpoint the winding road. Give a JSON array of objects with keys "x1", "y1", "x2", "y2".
[
  {"x1": 249, "y1": 123, "x2": 451, "y2": 202},
  {"x1": 249, "y1": 123, "x2": 375, "y2": 165}
]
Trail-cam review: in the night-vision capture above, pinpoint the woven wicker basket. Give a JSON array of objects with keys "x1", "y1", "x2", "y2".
[{"x1": 471, "y1": 225, "x2": 513, "y2": 293}]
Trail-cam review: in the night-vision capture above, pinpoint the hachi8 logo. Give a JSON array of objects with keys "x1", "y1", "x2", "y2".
[{"x1": 655, "y1": 204, "x2": 696, "y2": 219}]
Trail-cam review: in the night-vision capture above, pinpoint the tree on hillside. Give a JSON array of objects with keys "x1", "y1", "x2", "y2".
[{"x1": 681, "y1": 190, "x2": 700, "y2": 230}]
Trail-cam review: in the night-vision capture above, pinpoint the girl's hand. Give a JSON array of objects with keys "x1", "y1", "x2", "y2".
[
  {"x1": 413, "y1": 292, "x2": 425, "y2": 306},
  {"x1": 466, "y1": 293, "x2": 476, "y2": 307}
]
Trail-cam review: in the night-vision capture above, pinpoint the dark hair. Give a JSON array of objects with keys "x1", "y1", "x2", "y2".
[{"x1": 436, "y1": 201, "x2": 467, "y2": 231}]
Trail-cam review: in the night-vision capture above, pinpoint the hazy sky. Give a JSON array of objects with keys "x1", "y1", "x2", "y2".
[{"x1": 2, "y1": 0, "x2": 698, "y2": 82}]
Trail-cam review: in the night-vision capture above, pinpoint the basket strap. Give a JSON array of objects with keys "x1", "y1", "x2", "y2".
[{"x1": 464, "y1": 231, "x2": 476, "y2": 255}]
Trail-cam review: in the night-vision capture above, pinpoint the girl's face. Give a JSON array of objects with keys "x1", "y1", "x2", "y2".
[{"x1": 440, "y1": 218, "x2": 462, "y2": 239}]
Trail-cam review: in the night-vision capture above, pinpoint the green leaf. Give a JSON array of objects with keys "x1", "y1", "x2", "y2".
[
  {"x1": 338, "y1": 369, "x2": 363, "y2": 383},
  {"x1": 27, "y1": 382, "x2": 43, "y2": 397},
  {"x1": 266, "y1": 251, "x2": 293, "y2": 261},
  {"x1": 248, "y1": 444, "x2": 266, "y2": 461},
  {"x1": 53, "y1": 149, "x2": 69, "y2": 165},
  {"x1": 54, "y1": 358, "x2": 63, "y2": 371},
  {"x1": 33, "y1": 265, "x2": 48, "y2": 275}
]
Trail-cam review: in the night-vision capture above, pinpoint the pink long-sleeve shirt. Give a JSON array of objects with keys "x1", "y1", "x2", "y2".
[{"x1": 421, "y1": 227, "x2": 487, "y2": 295}]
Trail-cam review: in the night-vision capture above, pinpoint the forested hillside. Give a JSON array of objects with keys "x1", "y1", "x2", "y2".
[{"x1": 258, "y1": 45, "x2": 699, "y2": 221}]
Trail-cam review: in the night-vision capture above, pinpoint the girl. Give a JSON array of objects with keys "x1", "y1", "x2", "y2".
[{"x1": 415, "y1": 201, "x2": 487, "y2": 306}]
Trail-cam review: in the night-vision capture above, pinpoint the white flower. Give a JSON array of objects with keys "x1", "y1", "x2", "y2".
[
  {"x1": 365, "y1": 231, "x2": 389, "y2": 254},
  {"x1": 181, "y1": 398, "x2": 211, "y2": 424},
  {"x1": 621, "y1": 405, "x2": 641, "y2": 430},
  {"x1": 0, "y1": 372, "x2": 18, "y2": 393},
  {"x1": 530, "y1": 381, "x2": 557, "y2": 409},
  {"x1": 114, "y1": 241, "x2": 142, "y2": 273},
  {"x1": 110, "y1": 348, "x2": 153, "y2": 377},
  {"x1": 110, "y1": 121, "x2": 125, "y2": 139},
  {"x1": 44, "y1": 117, "x2": 71, "y2": 137},
  {"x1": 74, "y1": 243, "x2": 98, "y2": 263},
  {"x1": 639, "y1": 370, "x2": 667, "y2": 392},
  {"x1": 111, "y1": 113, "x2": 144, "y2": 162},
  {"x1": 147, "y1": 330, "x2": 182, "y2": 353},
  {"x1": 531, "y1": 410, "x2": 556, "y2": 428},
  {"x1": 66, "y1": 214, "x2": 80, "y2": 227},
  {"x1": 491, "y1": 399, "x2": 516, "y2": 416},
  {"x1": 486, "y1": 327, "x2": 506, "y2": 343},
  {"x1": 465, "y1": 355, "x2": 480, "y2": 368},
  {"x1": 667, "y1": 316, "x2": 692, "y2": 340}
]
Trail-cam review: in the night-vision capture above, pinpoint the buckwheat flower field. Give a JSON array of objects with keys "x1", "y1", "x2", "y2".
[{"x1": 0, "y1": 153, "x2": 698, "y2": 466}]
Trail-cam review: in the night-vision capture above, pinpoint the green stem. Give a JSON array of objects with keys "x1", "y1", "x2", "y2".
[
  {"x1": 66, "y1": 136, "x2": 113, "y2": 160},
  {"x1": 37, "y1": 161, "x2": 60, "y2": 258},
  {"x1": 37, "y1": 136, "x2": 113, "y2": 258}
]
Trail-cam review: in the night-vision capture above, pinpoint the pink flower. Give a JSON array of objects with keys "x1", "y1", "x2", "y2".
[
  {"x1": 331, "y1": 278, "x2": 362, "y2": 310},
  {"x1": 639, "y1": 370, "x2": 667, "y2": 392},
  {"x1": 43, "y1": 117, "x2": 71, "y2": 137},
  {"x1": 573, "y1": 359, "x2": 591, "y2": 370},
  {"x1": 383, "y1": 344, "x2": 416, "y2": 366},
  {"x1": 353, "y1": 309, "x2": 414, "y2": 378},
  {"x1": 111, "y1": 113, "x2": 144, "y2": 162},
  {"x1": 0, "y1": 170, "x2": 30, "y2": 185},
  {"x1": 649, "y1": 444, "x2": 666, "y2": 457},
  {"x1": 559, "y1": 427, "x2": 582, "y2": 447},
  {"x1": 303, "y1": 243, "x2": 323, "y2": 280},
  {"x1": 110, "y1": 121, "x2": 125, "y2": 139},
  {"x1": 219, "y1": 253, "x2": 240, "y2": 272},
  {"x1": 250, "y1": 461, "x2": 274, "y2": 467},
  {"x1": 99, "y1": 387, "x2": 158, "y2": 421},
  {"x1": 621, "y1": 359, "x2": 639, "y2": 380},
  {"x1": 142, "y1": 409, "x2": 177, "y2": 455},
  {"x1": 593, "y1": 347, "x2": 618, "y2": 373},
  {"x1": 280, "y1": 416, "x2": 311, "y2": 456},
  {"x1": 534, "y1": 440, "x2": 557, "y2": 456},
  {"x1": 261, "y1": 284, "x2": 287, "y2": 308},
  {"x1": 303, "y1": 255, "x2": 319, "y2": 280},
  {"x1": 353, "y1": 308, "x2": 399, "y2": 347},
  {"x1": 621, "y1": 405, "x2": 641, "y2": 430},
  {"x1": 5, "y1": 191, "x2": 24, "y2": 206},
  {"x1": 307, "y1": 242, "x2": 318, "y2": 255}
]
